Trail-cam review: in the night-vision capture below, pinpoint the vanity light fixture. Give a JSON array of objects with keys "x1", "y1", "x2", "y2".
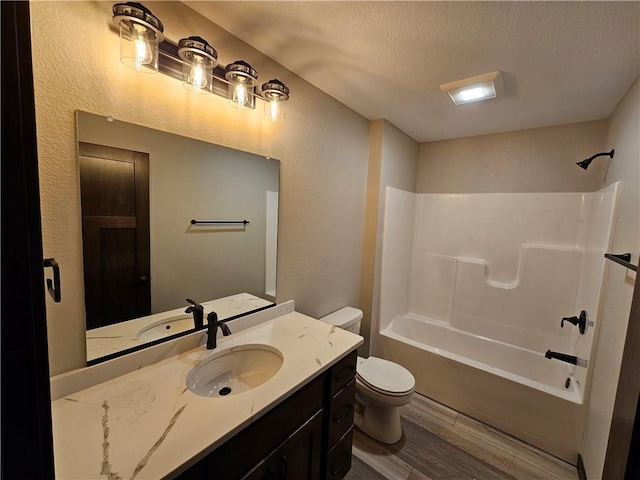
[
  {"x1": 225, "y1": 60, "x2": 259, "y2": 109},
  {"x1": 178, "y1": 36, "x2": 218, "y2": 94},
  {"x1": 440, "y1": 71, "x2": 504, "y2": 105},
  {"x1": 112, "y1": 2, "x2": 164, "y2": 73},
  {"x1": 261, "y1": 79, "x2": 290, "y2": 122},
  {"x1": 110, "y1": 3, "x2": 292, "y2": 122}
]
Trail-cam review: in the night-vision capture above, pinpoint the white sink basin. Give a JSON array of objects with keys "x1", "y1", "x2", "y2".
[
  {"x1": 136, "y1": 314, "x2": 194, "y2": 342},
  {"x1": 186, "y1": 344, "x2": 283, "y2": 397}
]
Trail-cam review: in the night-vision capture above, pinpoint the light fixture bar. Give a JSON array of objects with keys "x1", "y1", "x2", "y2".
[
  {"x1": 440, "y1": 71, "x2": 504, "y2": 105},
  {"x1": 111, "y1": 2, "x2": 289, "y2": 117}
]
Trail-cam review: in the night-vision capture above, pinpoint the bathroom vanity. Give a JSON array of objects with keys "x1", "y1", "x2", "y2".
[
  {"x1": 178, "y1": 350, "x2": 357, "y2": 480},
  {"x1": 51, "y1": 310, "x2": 363, "y2": 480}
]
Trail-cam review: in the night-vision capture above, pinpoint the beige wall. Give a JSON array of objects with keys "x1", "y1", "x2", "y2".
[
  {"x1": 360, "y1": 120, "x2": 419, "y2": 355},
  {"x1": 417, "y1": 120, "x2": 607, "y2": 193},
  {"x1": 581, "y1": 78, "x2": 640, "y2": 479},
  {"x1": 31, "y1": 1, "x2": 369, "y2": 375}
]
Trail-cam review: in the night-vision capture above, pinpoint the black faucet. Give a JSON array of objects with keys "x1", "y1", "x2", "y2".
[
  {"x1": 560, "y1": 310, "x2": 588, "y2": 335},
  {"x1": 206, "y1": 311, "x2": 232, "y2": 349},
  {"x1": 185, "y1": 298, "x2": 204, "y2": 329}
]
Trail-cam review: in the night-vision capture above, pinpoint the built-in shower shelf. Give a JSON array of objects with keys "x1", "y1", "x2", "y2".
[{"x1": 604, "y1": 253, "x2": 638, "y2": 272}]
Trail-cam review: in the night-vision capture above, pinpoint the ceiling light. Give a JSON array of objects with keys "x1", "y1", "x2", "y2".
[{"x1": 440, "y1": 71, "x2": 504, "y2": 105}]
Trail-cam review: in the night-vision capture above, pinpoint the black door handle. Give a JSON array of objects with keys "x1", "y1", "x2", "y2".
[{"x1": 43, "y1": 258, "x2": 61, "y2": 302}]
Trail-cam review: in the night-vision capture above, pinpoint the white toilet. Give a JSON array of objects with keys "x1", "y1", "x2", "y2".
[{"x1": 320, "y1": 307, "x2": 415, "y2": 444}]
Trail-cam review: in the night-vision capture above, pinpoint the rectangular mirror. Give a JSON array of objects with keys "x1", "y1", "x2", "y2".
[{"x1": 76, "y1": 111, "x2": 279, "y2": 363}]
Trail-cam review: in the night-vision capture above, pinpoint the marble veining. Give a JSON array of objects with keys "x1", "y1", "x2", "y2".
[
  {"x1": 101, "y1": 400, "x2": 123, "y2": 480},
  {"x1": 131, "y1": 405, "x2": 187, "y2": 479},
  {"x1": 53, "y1": 311, "x2": 363, "y2": 479}
]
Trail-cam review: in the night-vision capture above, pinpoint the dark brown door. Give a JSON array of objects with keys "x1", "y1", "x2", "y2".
[{"x1": 79, "y1": 142, "x2": 150, "y2": 329}]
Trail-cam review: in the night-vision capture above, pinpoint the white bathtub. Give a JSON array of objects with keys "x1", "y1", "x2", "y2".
[
  {"x1": 380, "y1": 314, "x2": 586, "y2": 463},
  {"x1": 384, "y1": 314, "x2": 582, "y2": 403},
  {"x1": 375, "y1": 185, "x2": 620, "y2": 463}
]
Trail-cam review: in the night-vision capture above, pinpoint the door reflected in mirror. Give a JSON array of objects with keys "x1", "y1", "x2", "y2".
[{"x1": 76, "y1": 111, "x2": 279, "y2": 363}]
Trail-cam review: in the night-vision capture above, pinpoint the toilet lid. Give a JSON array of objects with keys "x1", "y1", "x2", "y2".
[{"x1": 356, "y1": 356, "x2": 415, "y2": 394}]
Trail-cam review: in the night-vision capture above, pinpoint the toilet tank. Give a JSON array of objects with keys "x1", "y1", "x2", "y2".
[{"x1": 319, "y1": 307, "x2": 363, "y2": 334}]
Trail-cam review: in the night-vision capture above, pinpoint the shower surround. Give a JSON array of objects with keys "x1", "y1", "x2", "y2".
[{"x1": 375, "y1": 184, "x2": 620, "y2": 462}]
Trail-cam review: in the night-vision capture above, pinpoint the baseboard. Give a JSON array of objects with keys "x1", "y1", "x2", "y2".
[{"x1": 577, "y1": 454, "x2": 588, "y2": 480}]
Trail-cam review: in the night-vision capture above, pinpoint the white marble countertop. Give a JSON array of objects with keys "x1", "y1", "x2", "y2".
[
  {"x1": 86, "y1": 293, "x2": 274, "y2": 362},
  {"x1": 52, "y1": 311, "x2": 363, "y2": 479}
]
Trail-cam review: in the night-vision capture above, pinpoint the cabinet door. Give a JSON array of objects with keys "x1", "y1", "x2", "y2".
[
  {"x1": 243, "y1": 411, "x2": 323, "y2": 480},
  {"x1": 243, "y1": 452, "x2": 278, "y2": 480},
  {"x1": 326, "y1": 428, "x2": 354, "y2": 480},
  {"x1": 279, "y1": 411, "x2": 324, "y2": 480}
]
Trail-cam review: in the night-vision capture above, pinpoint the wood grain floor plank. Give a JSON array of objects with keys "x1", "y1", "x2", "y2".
[
  {"x1": 408, "y1": 468, "x2": 435, "y2": 480},
  {"x1": 401, "y1": 403, "x2": 563, "y2": 480},
  {"x1": 409, "y1": 394, "x2": 458, "y2": 426},
  {"x1": 454, "y1": 414, "x2": 578, "y2": 480},
  {"x1": 352, "y1": 430, "x2": 412, "y2": 480},
  {"x1": 344, "y1": 455, "x2": 391, "y2": 480},
  {"x1": 349, "y1": 393, "x2": 579, "y2": 480},
  {"x1": 387, "y1": 413, "x2": 519, "y2": 480}
]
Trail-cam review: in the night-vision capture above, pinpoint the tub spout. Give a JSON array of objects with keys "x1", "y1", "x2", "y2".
[
  {"x1": 545, "y1": 350, "x2": 588, "y2": 367},
  {"x1": 545, "y1": 350, "x2": 577, "y2": 364}
]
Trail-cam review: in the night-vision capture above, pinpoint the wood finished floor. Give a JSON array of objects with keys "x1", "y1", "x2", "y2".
[{"x1": 345, "y1": 393, "x2": 579, "y2": 480}]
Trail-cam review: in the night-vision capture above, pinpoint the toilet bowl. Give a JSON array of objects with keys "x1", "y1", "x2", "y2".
[{"x1": 319, "y1": 307, "x2": 415, "y2": 444}]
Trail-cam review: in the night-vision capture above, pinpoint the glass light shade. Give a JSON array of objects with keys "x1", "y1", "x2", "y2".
[
  {"x1": 178, "y1": 37, "x2": 218, "y2": 94},
  {"x1": 227, "y1": 81, "x2": 250, "y2": 109},
  {"x1": 261, "y1": 79, "x2": 290, "y2": 123},
  {"x1": 113, "y1": 3, "x2": 164, "y2": 73},
  {"x1": 264, "y1": 99, "x2": 285, "y2": 123},
  {"x1": 225, "y1": 61, "x2": 258, "y2": 110}
]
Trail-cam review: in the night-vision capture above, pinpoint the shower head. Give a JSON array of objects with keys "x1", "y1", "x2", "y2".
[{"x1": 576, "y1": 149, "x2": 615, "y2": 170}]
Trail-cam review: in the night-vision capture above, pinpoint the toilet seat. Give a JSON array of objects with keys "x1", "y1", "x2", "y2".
[{"x1": 356, "y1": 356, "x2": 415, "y2": 396}]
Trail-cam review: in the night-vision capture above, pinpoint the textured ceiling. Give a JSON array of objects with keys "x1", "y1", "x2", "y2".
[{"x1": 184, "y1": 1, "x2": 640, "y2": 142}]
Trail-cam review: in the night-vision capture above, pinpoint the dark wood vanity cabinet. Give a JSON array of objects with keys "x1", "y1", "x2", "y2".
[
  {"x1": 243, "y1": 411, "x2": 324, "y2": 480},
  {"x1": 175, "y1": 350, "x2": 357, "y2": 480},
  {"x1": 324, "y1": 354, "x2": 357, "y2": 480}
]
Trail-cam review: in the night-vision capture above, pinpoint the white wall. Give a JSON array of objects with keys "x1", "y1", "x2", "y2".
[
  {"x1": 581, "y1": 78, "x2": 640, "y2": 479},
  {"x1": 417, "y1": 120, "x2": 607, "y2": 194},
  {"x1": 31, "y1": 1, "x2": 369, "y2": 375},
  {"x1": 361, "y1": 120, "x2": 418, "y2": 355}
]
